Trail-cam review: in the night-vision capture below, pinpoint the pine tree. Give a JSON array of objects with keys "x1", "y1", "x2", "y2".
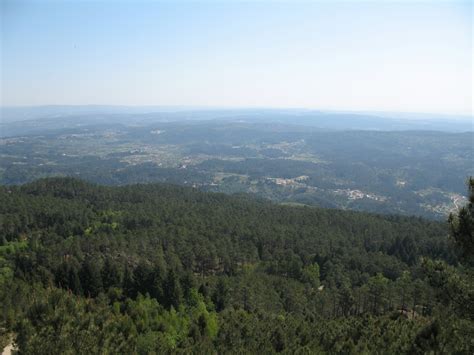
[
  {"x1": 79, "y1": 260, "x2": 103, "y2": 297},
  {"x1": 163, "y1": 269, "x2": 182, "y2": 309},
  {"x1": 448, "y1": 177, "x2": 474, "y2": 265},
  {"x1": 212, "y1": 278, "x2": 229, "y2": 312},
  {"x1": 102, "y1": 258, "x2": 121, "y2": 290}
]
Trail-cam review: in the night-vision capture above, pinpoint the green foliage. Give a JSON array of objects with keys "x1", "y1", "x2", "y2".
[
  {"x1": 300, "y1": 262, "x2": 320, "y2": 288},
  {"x1": 1, "y1": 122, "x2": 471, "y2": 219},
  {"x1": 0, "y1": 240, "x2": 28, "y2": 256},
  {"x1": 423, "y1": 177, "x2": 474, "y2": 322},
  {"x1": 449, "y1": 177, "x2": 474, "y2": 265},
  {"x1": 0, "y1": 177, "x2": 472, "y2": 353}
]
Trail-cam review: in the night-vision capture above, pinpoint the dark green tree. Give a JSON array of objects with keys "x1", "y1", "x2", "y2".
[
  {"x1": 163, "y1": 269, "x2": 182, "y2": 309},
  {"x1": 101, "y1": 258, "x2": 121, "y2": 290},
  {"x1": 212, "y1": 278, "x2": 229, "y2": 312},
  {"x1": 79, "y1": 260, "x2": 103, "y2": 297},
  {"x1": 448, "y1": 177, "x2": 474, "y2": 265}
]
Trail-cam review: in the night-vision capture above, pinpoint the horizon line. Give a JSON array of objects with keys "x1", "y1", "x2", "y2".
[{"x1": 1, "y1": 104, "x2": 472, "y2": 118}]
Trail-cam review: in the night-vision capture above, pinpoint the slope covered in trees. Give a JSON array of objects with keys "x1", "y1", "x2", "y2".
[
  {"x1": 0, "y1": 178, "x2": 472, "y2": 353},
  {"x1": 2, "y1": 121, "x2": 472, "y2": 219}
]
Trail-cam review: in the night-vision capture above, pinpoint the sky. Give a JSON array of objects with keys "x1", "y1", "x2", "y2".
[{"x1": 1, "y1": 0, "x2": 472, "y2": 115}]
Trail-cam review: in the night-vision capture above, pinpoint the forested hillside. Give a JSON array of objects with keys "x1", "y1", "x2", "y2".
[
  {"x1": 2, "y1": 121, "x2": 471, "y2": 219},
  {"x1": 0, "y1": 178, "x2": 472, "y2": 353}
]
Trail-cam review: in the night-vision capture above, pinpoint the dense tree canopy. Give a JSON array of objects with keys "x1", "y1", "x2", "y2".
[{"x1": 0, "y1": 177, "x2": 472, "y2": 353}]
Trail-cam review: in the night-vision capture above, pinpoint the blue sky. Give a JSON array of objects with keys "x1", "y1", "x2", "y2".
[{"x1": 1, "y1": 0, "x2": 472, "y2": 114}]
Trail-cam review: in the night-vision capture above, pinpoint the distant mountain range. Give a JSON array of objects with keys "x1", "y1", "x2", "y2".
[{"x1": 1, "y1": 106, "x2": 472, "y2": 137}]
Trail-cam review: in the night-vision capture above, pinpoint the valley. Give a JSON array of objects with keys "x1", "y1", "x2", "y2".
[{"x1": 1, "y1": 117, "x2": 471, "y2": 219}]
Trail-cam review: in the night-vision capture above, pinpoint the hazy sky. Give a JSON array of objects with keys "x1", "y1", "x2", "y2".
[{"x1": 1, "y1": 0, "x2": 472, "y2": 114}]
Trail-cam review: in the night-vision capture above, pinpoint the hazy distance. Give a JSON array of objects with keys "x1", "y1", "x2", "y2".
[{"x1": 1, "y1": 0, "x2": 472, "y2": 115}]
